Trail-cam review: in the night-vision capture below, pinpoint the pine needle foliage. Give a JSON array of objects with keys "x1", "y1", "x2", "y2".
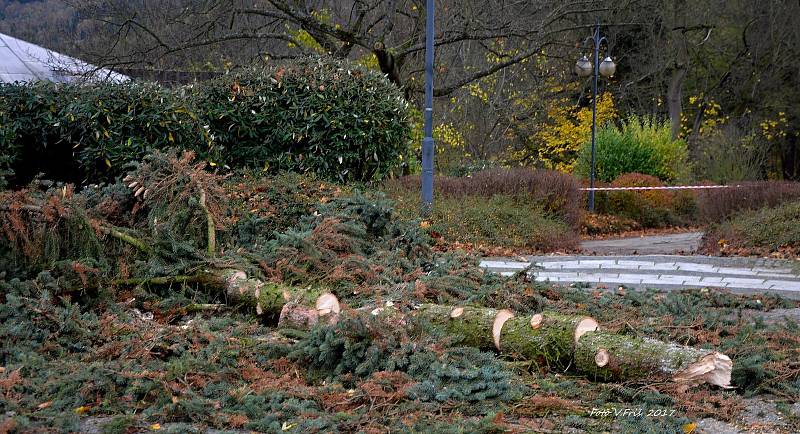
[{"x1": 1, "y1": 153, "x2": 799, "y2": 432}]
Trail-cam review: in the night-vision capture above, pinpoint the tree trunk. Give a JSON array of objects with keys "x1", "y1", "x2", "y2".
[
  {"x1": 575, "y1": 331, "x2": 732, "y2": 387},
  {"x1": 374, "y1": 43, "x2": 404, "y2": 88},
  {"x1": 667, "y1": 68, "x2": 686, "y2": 140},
  {"x1": 116, "y1": 268, "x2": 330, "y2": 317},
  {"x1": 667, "y1": 0, "x2": 689, "y2": 140},
  {"x1": 783, "y1": 132, "x2": 799, "y2": 180},
  {"x1": 415, "y1": 305, "x2": 598, "y2": 370},
  {"x1": 281, "y1": 303, "x2": 732, "y2": 387}
]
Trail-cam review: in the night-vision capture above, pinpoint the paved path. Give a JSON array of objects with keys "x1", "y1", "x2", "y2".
[
  {"x1": 480, "y1": 255, "x2": 800, "y2": 299},
  {"x1": 580, "y1": 231, "x2": 703, "y2": 255}
]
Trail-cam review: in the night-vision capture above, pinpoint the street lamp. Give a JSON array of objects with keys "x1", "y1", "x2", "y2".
[
  {"x1": 576, "y1": 18, "x2": 616, "y2": 213},
  {"x1": 421, "y1": 0, "x2": 435, "y2": 217}
]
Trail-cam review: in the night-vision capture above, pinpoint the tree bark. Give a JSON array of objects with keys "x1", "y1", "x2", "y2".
[
  {"x1": 575, "y1": 330, "x2": 732, "y2": 387},
  {"x1": 667, "y1": 0, "x2": 689, "y2": 140},
  {"x1": 414, "y1": 305, "x2": 598, "y2": 370},
  {"x1": 115, "y1": 268, "x2": 327, "y2": 317},
  {"x1": 281, "y1": 303, "x2": 732, "y2": 387}
]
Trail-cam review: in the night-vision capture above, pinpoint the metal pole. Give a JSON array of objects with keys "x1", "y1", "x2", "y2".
[
  {"x1": 421, "y1": 0, "x2": 435, "y2": 217},
  {"x1": 588, "y1": 18, "x2": 600, "y2": 213}
]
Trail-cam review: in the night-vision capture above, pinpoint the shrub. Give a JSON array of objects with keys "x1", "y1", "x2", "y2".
[
  {"x1": 614, "y1": 173, "x2": 680, "y2": 208},
  {"x1": 0, "y1": 103, "x2": 14, "y2": 189},
  {"x1": 384, "y1": 168, "x2": 582, "y2": 229},
  {"x1": 193, "y1": 57, "x2": 412, "y2": 182},
  {"x1": 581, "y1": 213, "x2": 642, "y2": 236},
  {"x1": 417, "y1": 195, "x2": 578, "y2": 251},
  {"x1": 0, "y1": 81, "x2": 208, "y2": 185},
  {"x1": 694, "y1": 124, "x2": 769, "y2": 184},
  {"x1": 575, "y1": 116, "x2": 691, "y2": 183},
  {"x1": 0, "y1": 154, "x2": 11, "y2": 190},
  {"x1": 697, "y1": 181, "x2": 800, "y2": 223},
  {"x1": 383, "y1": 169, "x2": 580, "y2": 251},
  {"x1": 594, "y1": 173, "x2": 697, "y2": 228},
  {"x1": 574, "y1": 123, "x2": 655, "y2": 182},
  {"x1": 702, "y1": 200, "x2": 800, "y2": 254},
  {"x1": 0, "y1": 56, "x2": 412, "y2": 186}
]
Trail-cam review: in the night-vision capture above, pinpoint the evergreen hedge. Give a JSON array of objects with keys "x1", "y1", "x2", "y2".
[
  {"x1": 0, "y1": 57, "x2": 412, "y2": 186},
  {"x1": 195, "y1": 58, "x2": 412, "y2": 182},
  {"x1": 0, "y1": 81, "x2": 208, "y2": 185}
]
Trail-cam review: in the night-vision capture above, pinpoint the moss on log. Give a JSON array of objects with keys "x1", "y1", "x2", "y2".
[
  {"x1": 279, "y1": 303, "x2": 732, "y2": 387},
  {"x1": 220, "y1": 269, "x2": 286, "y2": 315},
  {"x1": 415, "y1": 304, "x2": 499, "y2": 348},
  {"x1": 416, "y1": 304, "x2": 730, "y2": 386},
  {"x1": 415, "y1": 305, "x2": 598, "y2": 369},
  {"x1": 116, "y1": 268, "x2": 317, "y2": 316},
  {"x1": 501, "y1": 312, "x2": 598, "y2": 369},
  {"x1": 575, "y1": 331, "x2": 732, "y2": 387}
]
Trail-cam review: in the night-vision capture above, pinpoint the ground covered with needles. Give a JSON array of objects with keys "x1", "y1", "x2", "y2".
[{"x1": 1, "y1": 152, "x2": 799, "y2": 433}]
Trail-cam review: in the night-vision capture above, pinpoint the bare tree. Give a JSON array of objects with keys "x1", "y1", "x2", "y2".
[{"x1": 66, "y1": 0, "x2": 628, "y2": 96}]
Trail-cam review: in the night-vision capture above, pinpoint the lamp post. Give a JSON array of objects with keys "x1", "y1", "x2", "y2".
[
  {"x1": 421, "y1": 0, "x2": 435, "y2": 217},
  {"x1": 575, "y1": 18, "x2": 616, "y2": 213}
]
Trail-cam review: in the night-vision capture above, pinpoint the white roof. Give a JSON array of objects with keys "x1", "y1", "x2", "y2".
[{"x1": 0, "y1": 32, "x2": 128, "y2": 84}]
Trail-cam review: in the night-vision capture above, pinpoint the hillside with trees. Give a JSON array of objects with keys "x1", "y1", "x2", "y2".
[{"x1": 1, "y1": 0, "x2": 798, "y2": 180}]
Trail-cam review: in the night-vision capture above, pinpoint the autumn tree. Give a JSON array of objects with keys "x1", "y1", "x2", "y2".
[
  {"x1": 4, "y1": 0, "x2": 800, "y2": 178},
  {"x1": 62, "y1": 0, "x2": 631, "y2": 97}
]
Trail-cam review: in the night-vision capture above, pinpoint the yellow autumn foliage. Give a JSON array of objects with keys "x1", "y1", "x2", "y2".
[{"x1": 533, "y1": 93, "x2": 618, "y2": 172}]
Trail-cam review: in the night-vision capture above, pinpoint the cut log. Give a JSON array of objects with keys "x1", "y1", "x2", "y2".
[
  {"x1": 115, "y1": 268, "x2": 331, "y2": 318},
  {"x1": 575, "y1": 331, "x2": 732, "y2": 387},
  {"x1": 277, "y1": 302, "x2": 732, "y2": 387},
  {"x1": 493, "y1": 310, "x2": 515, "y2": 350},
  {"x1": 277, "y1": 299, "x2": 340, "y2": 330},
  {"x1": 416, "y1": 305, "x2": 598, "y2": 370},
  {"x1": 410, "y1": 304, "x2": 731, "y2": 386},
  {"x1": 316, "y1": 293, "x2": 342, "y2": 316},
  {"x1": 220, "y1": 269, "x2": 286, "y2": 315},
  {"x1": 415, "y1": 304, "x2": 500, "y2": 348}
]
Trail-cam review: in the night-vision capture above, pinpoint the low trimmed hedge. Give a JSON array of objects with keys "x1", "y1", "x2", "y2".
[
  {"x1": 384, "y1": 168, "x2": 582, "y2": 229},
  {"x1": 697, "y1": 181, "x2": 800, "y2": 223},
  {"x1": 593, "y1": 173, "x2": 698, "y2": 228},
  {"x1": 0, "y1": 57, "x2": 411, "y2": 186},
  {"x1": 383, "y1": 169, "x2": 581, "y2": 251}
]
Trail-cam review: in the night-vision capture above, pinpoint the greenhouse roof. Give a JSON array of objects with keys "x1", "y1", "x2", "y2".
[{"x1": 0, "y1": 32, "x2": 128, "y2": 84}]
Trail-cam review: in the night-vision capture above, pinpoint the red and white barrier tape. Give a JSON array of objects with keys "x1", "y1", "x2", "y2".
[{"x1": 580, "y1": 185, "x2": 742, "y2": 191}]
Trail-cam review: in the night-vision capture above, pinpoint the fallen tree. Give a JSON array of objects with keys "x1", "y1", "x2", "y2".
[
  {"x1": 575, "y1": 330, "x2": 732, "y2": 387},
  {"x1": 0, "y1": 150, "x2": 732, "y2": 390},
  {"x1": 279, "y1": 301, "x2": 733, "y2": 388},
  {"x1": 114, "y1": 269, "x2": 298, "y2": 316}
]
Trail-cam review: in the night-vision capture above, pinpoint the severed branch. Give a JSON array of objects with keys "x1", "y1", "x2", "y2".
[
  {"x1": 0, "y1": 203, "x2": 152, "y2": 255},
  {"x1": 196, "y1": 182, "x2": 216, "y2": 257}
]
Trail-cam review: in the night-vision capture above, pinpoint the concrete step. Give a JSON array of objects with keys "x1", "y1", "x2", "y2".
[{"x1": 480, "y1": 255, "x2": 800, "y2": 299}]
